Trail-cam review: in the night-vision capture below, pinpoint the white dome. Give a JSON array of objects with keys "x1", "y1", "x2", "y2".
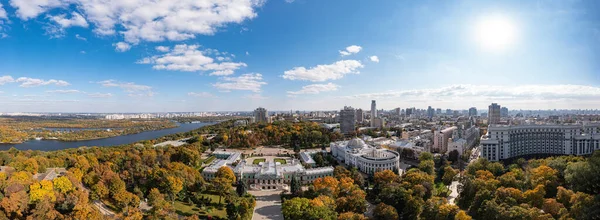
[{"x1": 347, "y1": 138, "x2": 366, "y2": 149}]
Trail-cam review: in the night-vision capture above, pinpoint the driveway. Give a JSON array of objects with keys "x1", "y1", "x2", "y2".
[{"x1": 249, "y1": 190, "x2": 284, "y2": 220}]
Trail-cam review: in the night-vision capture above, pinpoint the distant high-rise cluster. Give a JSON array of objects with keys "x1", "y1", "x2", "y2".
[
  {"x1": 469, "y1": 107, "x2": 478, "y2": 116},
  {"x1": 488, "y1": 103, "x2": 501, "y2": 125},
  {"x1": 254, "y1": 107, "x2": 269, "y2": 123},
  {"x1": 427, "y1": 106, "x2": 434, "y2": 118},
  {"x1": 340, "y1": 106, "x2": 356, "y2": 134}
]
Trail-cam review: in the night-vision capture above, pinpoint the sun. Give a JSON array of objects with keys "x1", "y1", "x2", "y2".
[{"x1": 474, "y1": 15, "x2": 517, "y2": 51}]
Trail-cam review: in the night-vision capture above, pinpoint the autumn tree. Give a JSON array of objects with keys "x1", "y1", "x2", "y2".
[
  {"x1": 313, "y1": 176, "x2": 339, "y2": 196},
  {"x1": 213, "y1": 166, "x2": 236, "y2": 204},
  {"x1": 337, "y1": 212, "x2": 367, "y2": 220},
  {"x1": 29, "y1": 180, "x2": 55, "y2": 203},
  {"x1": 373, "y1": 203, "x2": 399, "y2": 220}
]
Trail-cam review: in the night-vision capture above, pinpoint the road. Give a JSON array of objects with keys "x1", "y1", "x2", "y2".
[
  {"x1": 447, "y1": 180, "x2": 460, "y2": 205},
  {"x1": 249, "y1": 190, "x2": 284, "y2": 220},
  {"x1": 93, "y1": 200, "x2": 115, "y2": 216}
]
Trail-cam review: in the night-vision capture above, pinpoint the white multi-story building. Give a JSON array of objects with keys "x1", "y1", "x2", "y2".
[
  {"x1": 202, "y1": 151, "x2": 333, "y2": 190},
  {"x1": 480, "y1": 124, "x2": 600, "y2": 161},
  {"x1": 331, "y1": 138, "x2": 400, "y2": 174}
]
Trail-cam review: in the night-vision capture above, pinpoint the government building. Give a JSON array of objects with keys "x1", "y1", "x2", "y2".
[
  {"x1": 480, "y1": 123, "x2": 600, "y2": 161},
  {"x1": 331, "y1": 138, "x2": 400, "y2": 174},
  {"x1": 202, "y1": 151, "x2": 333, "y2": 190}
]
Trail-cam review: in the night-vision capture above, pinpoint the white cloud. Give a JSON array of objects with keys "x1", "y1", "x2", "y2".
[
  {"x1": 88, "y1": 92, "x2": 113, "y2": 98},
  {"x1": 188, "y1": 92, "x2": 214, "y2": 98},
  {"x1": 15, "y1": 77, "x2": 70, "y2": 87},
  {"x1": 9, "y1": 0, "x2": 66, "y2": 20},
  {"x1": 285, "y1": 0, "x2": 295, "y2": 3},
  {"x1": 287, "y1": 83, "x2": 340, "y2": 95},
  {"x1": 369, "y1": 56, "x2": 379, "y2": 63},
  {"x1": 96, "y1": 80, "x2": 154, "y2": 97},
  {"x1": 80, "y1": 50, "x2": 86, "y2": 54},
  {"x1": 0, "y1": 3, "x2": 7, "y2": 19},
  {"x1": 48, "y1": 12, "x2": 88, "y2": 28},
  {"x1": 155, "y1": 46, "x2": 170, "y2": 52},
  {"x1": 342, "y1": 84, "x2": 600, "y2": 101},
  {"x1": 138, "y1": 44, "x2": 246, "y2": 76},
  {"x1": 339, "y1": 45, "x2": 362, "y2": 56},
  {"x1": 0, "y1": 75, "x2": 15, "y2": 85},
  {"x1": 282, "y1": 60, "x2": 364, "y2": 82},
  {"x1": 75, "y1": 34, "x2": 87, "y2": 41},
  {"x1": 9, "y1": 0, "x2": 264, "y2": 47},
  {"x1": 212, "y1": 73, "x2": 266, "y2": 93},
  {"x1": 46, "y1": 89, "x2": 80, "y2": 93},
  {"x1": 113, "y1": 42, "x2": 131, "y2": 52}
]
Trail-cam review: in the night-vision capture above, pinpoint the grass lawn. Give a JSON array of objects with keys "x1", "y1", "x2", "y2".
[
  {"x1": 173, "y1": 194, "x2": 227, "y2": 218},
  {"x1": 274, "y1": 158, "x2": 287, "y2": 164},
  {"x1": 252, "y1": 158, "x2": 266, "y2": 165},
  {"x1": 203, "y1": 156, "x2": 216, "y2": 164}
]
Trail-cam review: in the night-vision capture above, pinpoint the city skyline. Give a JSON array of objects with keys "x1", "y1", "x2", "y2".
[{"x1": 1, "y1": 0, "x2": 600, "y2": 112}]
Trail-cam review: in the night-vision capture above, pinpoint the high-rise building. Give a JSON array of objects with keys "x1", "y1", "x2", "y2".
[
  {"x1": 446, "y1": 109, "x2": 452, "y2": 115},
  {"x1": 488, "y1": 103, "x2": 501, "y2": 125},
  {"x1": 355, "y1": 109, "x2": 364, "y2": 123},
  {"x1": 436, "y1": 108, "x2": 442, "y2": 115},
  {"x1": 427, "y1": 106, "x2": 434, "y2": 118},
  {"x1": 340, "y1": 106, "x2": 356, "y2": 134},
  {"x1": 501, "y1": 107, "x2": 509, "y2": 117},
  {"x1": 370, "y1": 100, "x2": 377, "y2": 127},
  {"x1": 254, "y1": 107, "x2": 269, "y2": 123},
  {"x1": 433, "y1": 126, "x2": 457, "y2": 153},
  {"x1": 469, "y1": 107, "x2": 478, "y2": 116}
]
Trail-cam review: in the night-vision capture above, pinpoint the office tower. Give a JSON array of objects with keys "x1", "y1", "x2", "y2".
[
  {"x1": 446, "y1": 109, "x2": 452, "y2": 115},
  {"x1": 436, "y1": 108, "x2": 442, "y2": 115},
  {"x1": 355, "y1": 109, "x2": 364, "y2": 123},
  {"x1": 501, "y1": 107, "x2": 509, "y2": 117},
  {"x1": 427, "y1": 106, "x2": 434, "y2": 118},
  {"x1": 488, "y1": 103, "x2": 501, "y2": 125},
  {"x1": 370, "y1": 100, "x2": 377, "y2": 127},
  {"x1": 469, "y1": 107, "x2": 478, "y2": 116},
  {"x1": 340, "y1": 106, "x2": 356, "y2": 134},
  {"x1": 254, "y1": 107, "x2": 269, "y2": 123},
  {"x1": 395, "y1": 108, "x2": 401, "y2": 116},
  {"x1": 406, "y1": 108, "x2": 413, "y2": 116}
]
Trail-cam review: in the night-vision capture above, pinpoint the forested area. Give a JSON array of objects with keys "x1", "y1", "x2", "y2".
[
  {"x1": 0, "y1": 139, "x2": 252, "y2": 219},
  {"x1": 282, "y1": 151, "x2": 600, "y2": 220},
  {"x1": 159, "y1": 120, "x2": 343, "y2": 150},
  {"x1": 456, "y1": 152, "x2": 600, "y2": 219}
]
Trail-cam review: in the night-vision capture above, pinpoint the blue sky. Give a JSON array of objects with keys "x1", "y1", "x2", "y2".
[{"x1": 0, "y1": 0, "x2": 599, "y2": 112}]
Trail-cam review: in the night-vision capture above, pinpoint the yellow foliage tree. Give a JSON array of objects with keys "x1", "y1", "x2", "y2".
[
  {"x1": 455, "y1": 210, "x2": 472, "y2": 220},
  {"x1": 53, "y1": 176, "x2": 74, "y2": 194},
  {"x1": 374, "y1": 170, "x2": 398, "y2": 185},
  {"x1": 313, "y1": 176, "x2": 339, "y2": 196},
  {"x1": 29, "y1": 180, "x2": 55, "y2": 203}
]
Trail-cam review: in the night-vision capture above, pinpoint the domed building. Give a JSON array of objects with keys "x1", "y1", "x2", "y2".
[{"x1": 331, "y1": 138, "x2": 400, "y2": 174}]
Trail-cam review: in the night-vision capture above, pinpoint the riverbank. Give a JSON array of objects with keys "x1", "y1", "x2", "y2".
[{"x1": 0, "y1": 122, "x2": 213, "y2": 151}]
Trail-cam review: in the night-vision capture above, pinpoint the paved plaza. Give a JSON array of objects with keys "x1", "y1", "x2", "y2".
[{"x1": 249, "y1": 190, "x2": 284, "y2": 220}]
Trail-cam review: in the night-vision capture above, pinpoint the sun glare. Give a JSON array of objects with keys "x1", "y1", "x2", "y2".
[{"x1": 474, "y1": 15, "x2": 517, "y2": 52}]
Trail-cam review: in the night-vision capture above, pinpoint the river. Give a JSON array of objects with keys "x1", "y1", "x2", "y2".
[{"x1": 0, "y1": 122, "x2": 212, "y2": 151}]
